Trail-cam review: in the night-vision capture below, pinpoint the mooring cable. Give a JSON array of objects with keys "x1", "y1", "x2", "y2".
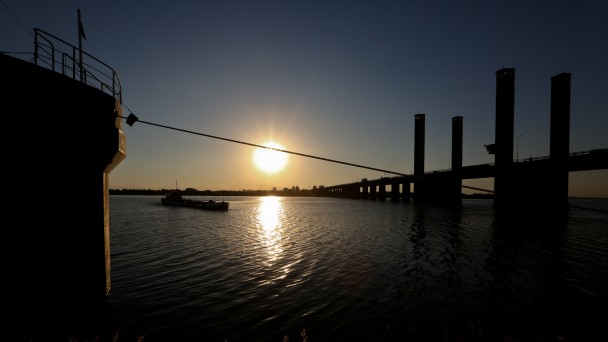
[{"x1": 118, "y1": 112, "x2": 495, "y2": 194}]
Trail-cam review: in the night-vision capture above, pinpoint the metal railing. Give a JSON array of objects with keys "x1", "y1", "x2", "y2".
[
  {"x1": 426, "y1": 149, "x2": 607, "y2": 174},
  {"x1": 33, "y1": 28, "x2": 122, "y2": 103}
]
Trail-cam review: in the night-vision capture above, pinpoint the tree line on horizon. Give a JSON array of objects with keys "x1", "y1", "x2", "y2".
[
  {"x1": 109, "y1": 185, "x2": 327, "y2": 197},
  {"x1": 109, "y1": 187, "x2": 494, "y2": 198}
]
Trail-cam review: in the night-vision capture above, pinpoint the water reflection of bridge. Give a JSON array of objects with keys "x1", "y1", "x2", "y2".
[{"x1": 323, "y1": 69, "x2": 607, "y2": 211}]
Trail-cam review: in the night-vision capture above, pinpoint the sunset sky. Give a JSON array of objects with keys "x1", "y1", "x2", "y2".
[{"x1": 2, "y1": 0, "x2": 607, "y2": 197}]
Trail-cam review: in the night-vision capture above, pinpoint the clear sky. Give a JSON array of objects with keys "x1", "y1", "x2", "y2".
[{"x1": 2, "y1": 0, "x2": 607, "y2": 197}]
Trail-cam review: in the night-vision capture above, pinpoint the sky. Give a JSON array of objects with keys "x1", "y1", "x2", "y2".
[{"x1": 2, "y1": 0, "x2": 607, "y2": 197}]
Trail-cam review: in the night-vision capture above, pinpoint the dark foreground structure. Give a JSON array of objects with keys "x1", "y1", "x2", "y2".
[{"x1": 2, "y1": 29, "x2": 125, "y2": 338}]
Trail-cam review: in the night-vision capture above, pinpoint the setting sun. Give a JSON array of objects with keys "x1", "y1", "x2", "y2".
[{"x1": 253, "y1": 141, "x2": 289, "y2": 174}]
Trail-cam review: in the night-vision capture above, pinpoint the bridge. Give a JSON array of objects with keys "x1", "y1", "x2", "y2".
[
  {"x1": 322, "y1": 69, "x2": 607, "y2": 211},
  {"x1": 323, "y1": 148, "x2": 607, "y2": 200}
]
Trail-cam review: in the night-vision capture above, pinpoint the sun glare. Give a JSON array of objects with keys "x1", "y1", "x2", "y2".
[{"x1": 253, "y1": 141, "x2": 289, "y2": 174}]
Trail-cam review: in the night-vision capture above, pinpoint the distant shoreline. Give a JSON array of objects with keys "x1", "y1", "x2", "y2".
[
  {"x1": 109, "y1": 189, "x2": 606, "y2": 200},
  {"x1": 109, "y1": 189, "x2": 604, "y2": 200},
  {"x1": 109, "y1": 188, "x2": 489, "y2": 198}
]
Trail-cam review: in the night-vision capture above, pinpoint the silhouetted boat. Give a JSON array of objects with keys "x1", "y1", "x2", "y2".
[{"x1": 161, "y1": 191, "x2": 229, "y2": 211}]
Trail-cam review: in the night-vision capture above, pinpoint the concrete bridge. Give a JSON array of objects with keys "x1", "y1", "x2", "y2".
[
  {"x1": 323, "y1": 148, "x2": 607, "y2": 202},
  {"x1": 323, "y1": 69, "x2": 608, "y2": 211}
]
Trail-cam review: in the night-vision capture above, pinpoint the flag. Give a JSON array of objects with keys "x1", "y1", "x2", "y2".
[{"x1": 78, "y1": 9, "x2": 86, "y2": 40}]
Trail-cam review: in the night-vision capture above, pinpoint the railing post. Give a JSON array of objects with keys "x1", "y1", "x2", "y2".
[
  {"x1": 71, "y1": 47, "x2": 76, "y2": 79},
  {"x1": 34, "y1": 29, "x2": 39, "y2": 66}
]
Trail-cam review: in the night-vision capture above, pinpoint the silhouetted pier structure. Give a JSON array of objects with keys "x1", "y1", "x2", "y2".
[
  {"x1": 323, "y1": 68, "x2": 607, "y2": 210},
  {"x1": 2, "y1": 28, "x2": 125, "y2": 336}
]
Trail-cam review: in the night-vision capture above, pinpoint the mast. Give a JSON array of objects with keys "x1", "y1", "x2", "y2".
[{"x1": 77, "y1": 9, "x2": 85, "y2": 82}]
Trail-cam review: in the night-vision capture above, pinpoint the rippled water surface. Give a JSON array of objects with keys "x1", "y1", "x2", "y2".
[{"x1": 107, "y1": 196, "x2": 608, "y2": 341}]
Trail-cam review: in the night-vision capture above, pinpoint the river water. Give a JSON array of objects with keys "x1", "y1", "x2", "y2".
[{"x1": 106, "y1": 196, "x2": 608, "y2": 341}]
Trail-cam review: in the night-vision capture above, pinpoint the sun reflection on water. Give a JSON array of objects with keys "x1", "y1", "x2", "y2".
[{"x1": 257, "y1": 196, "x2": 284, "y2": 266}]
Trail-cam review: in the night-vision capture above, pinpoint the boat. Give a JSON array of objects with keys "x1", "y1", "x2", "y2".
[{"x1": 161, "y1": 191, "x2": 229, "y2": 211}]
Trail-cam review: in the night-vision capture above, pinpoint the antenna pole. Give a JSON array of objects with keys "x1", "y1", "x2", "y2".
[{"x1": 77, "y1": 9, "x2": 84, "y2": 82}]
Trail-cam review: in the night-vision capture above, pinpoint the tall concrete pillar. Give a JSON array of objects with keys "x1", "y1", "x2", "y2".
[
  {"x1": 414, "y1": 114, "x2": 426, "y2": 203},
  {"x1": 494, "y1": 68, "x2": 516, "y2": 206},
  {"x1": 451, "y1": 116, "x2": 463, "y2": 204},
  {"x1": 451, "y1": 116, "x2": 463, "y2": 172},
  {"x1": 549, "y1": 72, "x2": 572, "y2": 209},
  {"x1": 414, "y1": 114, "x2": 425, "y2": 176}
]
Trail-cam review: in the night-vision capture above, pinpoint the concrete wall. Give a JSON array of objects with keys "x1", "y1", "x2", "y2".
[{"x1": 1, "y1": 53, "x2": 125, "y2": 336}]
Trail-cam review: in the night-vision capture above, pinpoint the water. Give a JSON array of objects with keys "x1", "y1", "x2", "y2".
[{"x1": 107, "y1": 196, "x2": 608, "y2": 341}]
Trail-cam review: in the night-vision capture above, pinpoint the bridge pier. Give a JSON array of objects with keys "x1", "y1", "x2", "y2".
[
  {"x1": 391, "y1": 182, "x2": 400, "y2": 201},
  {"x1": 412, "y1": 113, "x2": 463, "y2": 206},
  {"x1": 493, "y1": 69, "x2": 572, "y2": 212},
  {"x1": 493, "y1": 68, "x2": 516, "y2": 209},
  {"x1": 548, "y1": 72, "x2": 572, "y2": 211},
  {"x1": 379, "y1": 183, "x2": 386, "y2": 200},
  {"x1": 402, "y1": 182, "x2": 412, "y2": 202},
  {"x1": 361, "y1": 182, "x2": 369, "y2": 199}
]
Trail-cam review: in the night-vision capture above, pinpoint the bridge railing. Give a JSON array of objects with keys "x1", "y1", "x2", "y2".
[
  {"x1": 515, "y1": 149, "x2": 607, "y2": 163},
  {"x1": 33, "y1": 28, "x2": 122, "y2": 103},
  {"x1": 364, "y1": 149, "x2": 606, "y2": 180}
]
